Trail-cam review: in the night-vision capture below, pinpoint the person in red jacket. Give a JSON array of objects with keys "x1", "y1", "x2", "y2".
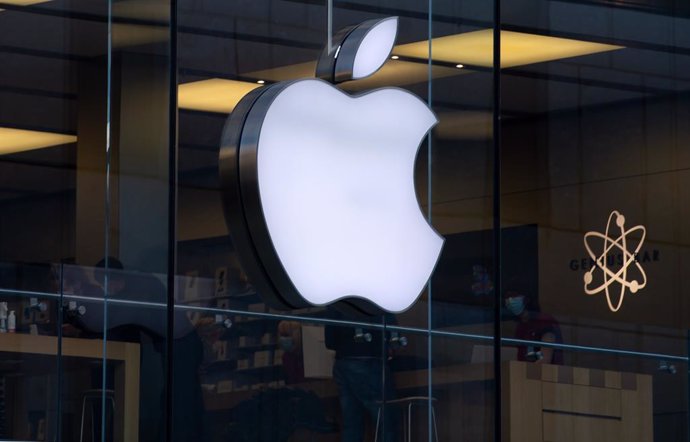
[{"x1": 504, "y1": 290, "x2": 563, "y2": 365}]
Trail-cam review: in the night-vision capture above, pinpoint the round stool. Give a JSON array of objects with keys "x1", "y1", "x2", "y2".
[{"x1": 375, "y1": 396, "x2": 439, "y2": 442}]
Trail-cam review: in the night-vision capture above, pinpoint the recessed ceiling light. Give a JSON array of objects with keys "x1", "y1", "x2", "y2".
[
  {"x1": 391, "y1": 55, "x2": 399, "y2": 60},
  {"x1": 455, "y1": 64, "x2": 464, "y2": 69},
  {"x1": 257, "y1": 80, "x2": 265, "y2": 84},
  {"x1": 0, "y1": 127, "x2": 76, "y2": 155}
]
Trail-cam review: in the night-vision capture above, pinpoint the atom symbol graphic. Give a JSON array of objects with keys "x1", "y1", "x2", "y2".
[{"x1": 583, "y1": 210, "x2": 647, "y2": 312}]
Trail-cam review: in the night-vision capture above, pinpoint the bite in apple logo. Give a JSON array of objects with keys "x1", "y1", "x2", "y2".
[{"x1": 219, "y1": 17, "x2": 444, "y2": 313}]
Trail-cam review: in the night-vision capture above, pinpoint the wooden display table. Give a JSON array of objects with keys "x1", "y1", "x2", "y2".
[{"x1": 0, "y1": 333, "x2": 140, "y2": 442}]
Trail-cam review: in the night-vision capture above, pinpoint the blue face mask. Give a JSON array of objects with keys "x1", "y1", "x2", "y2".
[
  {"x1": 506, "y1": 297, "x2": 525, "y2": 316},
  {"x1": 279, "y1": 336, "x2": 294, "y2": 352}
]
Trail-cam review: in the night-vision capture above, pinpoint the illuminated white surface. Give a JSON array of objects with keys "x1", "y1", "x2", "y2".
[
  {"x1": 583, "y1": 210, "x2": 647, "y2": 312},
  {"x1": 256, "y1": 79, "x2": 442, "y2": 312},
  {"x1": 352, "y1": 17, "x2": 398, "y2": 80}
]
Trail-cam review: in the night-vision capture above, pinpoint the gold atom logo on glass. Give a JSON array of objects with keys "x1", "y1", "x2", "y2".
[{"x1": 583, "y1": 210, "x2": 648, "y2": 312}]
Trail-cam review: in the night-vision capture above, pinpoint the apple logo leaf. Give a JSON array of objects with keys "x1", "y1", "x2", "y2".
[
  {"x1": 316, "y1": 16, "x2": 398, "y2": 84},
  {"x1": 350, "y1": 17, "x2": 398, "y2": 79}
]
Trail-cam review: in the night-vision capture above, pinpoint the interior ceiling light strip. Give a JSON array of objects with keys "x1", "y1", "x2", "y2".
[
  {"x1": 178, "y1": 79, "x2": 262, "y2": 114},
  {"x1": 395, "y1": 29, "x2": 624, "y2": 68},
  {"x1": 0, "y1": 127, "x2": 76, "y2": 155},
  {"x1": 0, "y1": 0, "x2": 51, "y2": 6},
  {"x1": 178, "y1": 29, "x2": 623, "y2": 113}
]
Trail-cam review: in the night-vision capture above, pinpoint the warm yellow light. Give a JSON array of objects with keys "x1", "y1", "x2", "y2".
[
  {"x1": 396, "y1": 29, "x2": 624, "y2": 68},
  {"x1": 0, "y1": 127, "x2": 76, "y2": 155},
  {"x1": 455, "y1": 64, "x2": 464, "y2": 69},
  {"x1": 257, "y1": 80, "x2": 265, "y2": 84},
  {"x1": 391, "y1": 55, "x2": 399, "y2": 60},
  {"x1": 178, "y1": 79, "x2": 261, "y2": 113},
  {"x1": 0, "y1": 0, "x2": 51, "y2": 5}
]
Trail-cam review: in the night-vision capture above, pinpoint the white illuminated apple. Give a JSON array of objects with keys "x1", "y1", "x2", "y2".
[{"x1": 220, "y1": 17, "x2": 444, "y2": 313}]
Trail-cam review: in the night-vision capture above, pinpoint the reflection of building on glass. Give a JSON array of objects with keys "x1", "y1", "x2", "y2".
[
  {"x1": 324, "y1": 313, "x2": 397, "y2": 442},
  {"x1": 504, "y1": 290, "x2": 563, "y2": 364}
]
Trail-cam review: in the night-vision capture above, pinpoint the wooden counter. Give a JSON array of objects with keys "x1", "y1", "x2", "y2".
[{"x1": 502, "y1": 361, "x2": 652, "y2": 442}]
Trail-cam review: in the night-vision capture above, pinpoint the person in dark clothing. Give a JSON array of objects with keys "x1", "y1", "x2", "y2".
[
  {"x1": 324, "y1": 312, "x2": 397, "y2": 442},
  {"x1": 504, "y1": 290, "x2": 563, "y2": 364}
]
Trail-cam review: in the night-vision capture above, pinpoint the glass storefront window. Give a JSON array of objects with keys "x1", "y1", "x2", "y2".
[{"x1": 0, "y1": 0, "x2": 688, "y2": 440}]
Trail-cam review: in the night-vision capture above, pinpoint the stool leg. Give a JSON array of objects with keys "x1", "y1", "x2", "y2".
[
  {"x1": 407, "y1": 403, "x2": 413, "y2": 442},
  {"x1": 91, "y1": 399, "x2": 95, "y2": 442},
  {"x1": 108, "y1": 397, "x2": 116, "y2": 442},
  {"x1": 80, "y1": 396, "x2": 88, "y2": 442},
  {"x1": 431, "y1": 405, "x2": 439, "y2": 442},
  {"x1": 374, "y1": 407, "x2": 381, "y2": 442}
]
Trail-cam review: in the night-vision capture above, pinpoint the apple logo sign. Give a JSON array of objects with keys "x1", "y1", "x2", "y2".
[{"x1": 219, "y1": 17, "x2": 444, "y2": 313}]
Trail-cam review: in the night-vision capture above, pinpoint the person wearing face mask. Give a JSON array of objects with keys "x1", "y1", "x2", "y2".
[
  {"x1": 504, "y1": 291, "x2": 563, "y2": 365},
  {"x1": 277, "y1": 321, "x2": 306, "y2": 384}
]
